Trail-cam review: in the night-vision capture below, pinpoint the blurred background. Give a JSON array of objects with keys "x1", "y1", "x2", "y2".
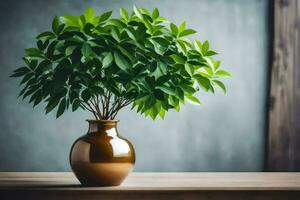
[{"x1": 0, "y1": 0, "x2": 270, "y2": 171}]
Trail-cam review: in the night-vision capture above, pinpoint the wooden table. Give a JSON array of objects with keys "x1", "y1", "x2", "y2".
[{"x1": 0, "y1": 172, "x2": 300, "y2": 200}]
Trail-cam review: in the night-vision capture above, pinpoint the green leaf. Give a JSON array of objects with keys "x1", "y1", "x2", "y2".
[
  {"x1": 205, "y1": 50, "x2": 218, "y2": 56},
  {"x1": 99, "y1": 11, "x2": 113, "y2": 22},
  {"x1": 79, "y1": 15, "x2": 86, "y2": 28},
  {"x1": 187, "y1": 60, "x2": 205, "y2": 66},
  {"x1": 84, "y1": 7, "x2": 94, "y2": 23},
  {"x1": 52, "y1": 16, "x2": 59, "y2": 34},
  {"x1": 25, "y1": 48, "x2": 44, "y2": 58},
  {"x1": 213, "y1": 60, "x2": 221, "y2": 71},
  {"x1": 72, "y1": 99, "x2": 81, "y2": 111},
  {"x1": 120, "y1": 8, "x2": 129, "y2": 20},
  {"x1": 125, "y1": 28, "x2": 137, "y2": 41},
  {"x1": 194, "y1": 39, "x2": 202, "y2": 52},
  {"x1": 36, "y1": 31, "x2": 55, "y2": 40},
  {"x1": 140, "y1": 8, "x2": 151, "y2": 16},
  {"x1": 29, "y1": 89, "x2": 40, "y2": 103},
  {"x1": 81, "y1": 43, "x2": 92, "y2": 57},
  {"x1": 18, "y1": 86, "x2": 28, "y2": 97},
  {"x1": 212, "y1": 80, "x2": 226, "y2": 93},
  {"x1": 109, "y1": 19, "x2": 127, "y2": 29},
  {"x1": 27, "y1": 59, "x2": 38, "y2": 70},
  {"x1": 65, "y1": 46, "x2": 77, "y2": 56},
  {"x1": 179, "y1": 83, "x2": 195, "y2": 94},
  {"x1": 35, "y1": 60, "x2": 51, "y2": 77},
  {"x1": 145, "y1": 76, "x2": 155, "y2": 89},
  {"x1": 185, "y1": 63, "x2": 194, "y2": 76},
  {"x1": 133, "y1": 5, "x2": 143, "y2": 19},
  {"x1": 46, "y1": 41, "x2": 58, "y2": 58},
  {"x1": 215, "y1": 70, "x2": 231, "y2": 77},
  {"x1": 157, "y1": 61, "x2": 167, "y2": 74},
  {"x1": 204, "y1": 57, "x2": 214, "y2": 68},
  {"x1": 22, "y1": 88, "x2": 35, "y2": 100},
  {"x1": 159, "y1": 108, "x2": 165, "y2": 119},
  {"x1": 111, "y1": 28, "x2": 120, "y2": 41},
  {"x1": 57, "y1": 31, "x2": 75, "y2": 40},
  {"x1": 57, "y1": 24, "x2": 65, "y2": 35},
  {"x1": 157, "y1": 75, "x2": 171, "y2": 85},
  {"x1": 176, "y1": 40, "x2": 187, "y2": 54},
  {"x1": 178, "y1": 21, "x2": 186, "y2": 33},
  {"x1": 204, "y1": 66, "x2": 213, "y2": 77},
  {"x1": 209, "y1": 84, "x2": 215, "y2": 93},
  {"x1": 186, "y1": 95, "x2": 200, "y2": 104},
  {"x1": 102, "y1": 52, "x2": 113, "y2": 68},
  {"x1": 92, "y1": 16, "x2": 100, "y2": 25},
  {"x1": 91, "y1": 86, "x2": 104, "y2": 95},
  {"x1": 156, "y1": 16, "x2": 168, "y2": 23},
  {"x1": 179, "y1": 29, "x2": 197, "y2": 37},
  {"x1": 152, "y1": 8, "x2": 159, "y2": 19},
  {"x1": 119, "y1": 45, "x2": 134, "y2": 61},
  {"x1": 11, "y1": 67, "x2": 30, "y2": 77},
  {"x1": 45, "y1": 98, "x2": 60, "y2": 114},
  {"x1": 148, "y1": 105, "x2": 159, "y2": 120},
  {"x1": 33, "y1": 91, "x2": 44, "y2": 106},
  {"x1": 158, "y1": 85, "x2": 176, "y2": 96},
  {"x1": 194, "y1": 74, "x2": 211, "y2": 91},
  {"x1": 175, "y1": 87, "x2": 184, "y2": 100},
  {"x1": 83, "y1": 24, "x2": 95, "y2": 36},
  {"x1": 24, "y1": 78, "x2": 37, "y2": 88},
  {"x1": 56, "y1": 99, "x2": 66, "y2": 118},
  {"x1": 20, "y1": 73, "x2": 33, "y2": 85},
  {"x1": 154, "y1": 89, "x2": 165, "y2": 100},
  {"x1": 182, "y1": 40, "x2": 193, "y2": 49},
  {"x1": 13, "y1": 66, "x2": 30, "y2": 74},
  {"x1": 81, "y1": 89, "x2": 91, "y2": 101},
  {"x1": 170, "y1": 23, "x2": 178, "y2": 35},
  {"x1": 202, "y1": 41, "x2": 209, "y2": 55},
  {"x1": 60, "y1": 15, "x2": 80, "y2": 27},
  {"x1": 152, "y1": 37, "x2": 169, "y2": 47},
  {"x1": 144, "y1": 95, "x2": 156, "y2": 110},
  {"x1": 114, "y1": 51, "x2": 129, "y2": 71},
  {"x1": 171, "y1": 54, "x2": 186, "y2": 64},
  {"x1": 37, "y1": 40, "x2": 46, "y2": 51}
]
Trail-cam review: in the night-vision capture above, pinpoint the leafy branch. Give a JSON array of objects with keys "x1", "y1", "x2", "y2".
[{"x1": 11, "y1": 6, "x2": 230, "y2": 120}]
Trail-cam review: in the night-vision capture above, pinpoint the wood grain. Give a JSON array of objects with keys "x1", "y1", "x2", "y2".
[
  {"x1": 268, "y1": 0, "x2": 300, "y2": 171},
  {"x1": 0, "y1": 173, "x2": 300, "y2": 200}
]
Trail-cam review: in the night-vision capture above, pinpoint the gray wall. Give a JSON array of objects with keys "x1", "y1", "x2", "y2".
[{"x1": 0, "y1": 0, "x2": 270, "y2": 172}]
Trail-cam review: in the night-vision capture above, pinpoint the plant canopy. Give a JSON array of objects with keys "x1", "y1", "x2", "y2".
[{"x1": 11, "y1": 6, "x2": 230, "y2": 120}]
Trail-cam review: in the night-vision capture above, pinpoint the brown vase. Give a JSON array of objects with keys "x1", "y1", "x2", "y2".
[{"x1": 70, "y1": 120, "x2": 135, "y2": 186}]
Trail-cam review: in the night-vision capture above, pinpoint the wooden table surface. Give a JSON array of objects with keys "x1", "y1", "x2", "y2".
[{"x1": 0, "y1": 172, "x2": 300, "y2": 200}]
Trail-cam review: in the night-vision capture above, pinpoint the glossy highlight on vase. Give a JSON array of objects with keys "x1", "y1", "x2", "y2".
[{"x1": 70, "y1": 120, "x2": 135, "y2": 186}]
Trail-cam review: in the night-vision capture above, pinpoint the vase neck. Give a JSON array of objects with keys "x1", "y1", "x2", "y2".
[{"x1": 87, "y1": 120, "x2": 119, "y2": 136}]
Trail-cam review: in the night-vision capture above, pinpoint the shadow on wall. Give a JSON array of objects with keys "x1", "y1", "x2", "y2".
[{"x1": 0, "y1": 0, "x2": 269, "y2": 172}]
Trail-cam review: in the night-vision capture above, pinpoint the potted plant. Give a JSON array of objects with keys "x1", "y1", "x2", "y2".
[{"x1": 11, "y1": 6, "x2": 230, "y2": 186}]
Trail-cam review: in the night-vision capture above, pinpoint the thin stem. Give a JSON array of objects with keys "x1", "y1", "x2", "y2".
[
  {"x1": 83, "y1": 102, "x2": 98, "y2": 119},
  {"x1": 82, "y1": 92, "x2": 133, "y2": 120},
  {"x1": 102, "y1": 90, "x2": 108, "y2": 118},
  {"x1": 100, "y1": 95, "x2": 105, "y2": 117},
  {"x1": 107, "y1": 97, "x2": 122, "y2": 117},
  {"x1": 111, "y1": 99, "x2": 132, "y2": 119},
  {"x1": 90, "y1": 97, "x2": 102, "y2": 119},
  {"x1": 95, "y1": 96, "x2": 102, "y2": 119},
  {"x1": 104, "y1": 91, "x2": 112, "y2": 119},
  {"x1": 81, "y1": 103, "x2": 94, "y2": 113}
]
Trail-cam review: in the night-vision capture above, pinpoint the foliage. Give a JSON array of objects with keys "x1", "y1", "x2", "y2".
[{"x1": 11, "y1": 6, "x2": 230, "y2": 120}]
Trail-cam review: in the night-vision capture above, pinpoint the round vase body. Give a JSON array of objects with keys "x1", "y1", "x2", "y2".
[{"x1": 70, "y1": 120, "x2": 135, "y2": 186}]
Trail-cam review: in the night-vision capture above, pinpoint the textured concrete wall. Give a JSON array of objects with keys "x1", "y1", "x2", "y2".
[{"x1": 0, "y1": 0, "x2": 270, "y2": 171}]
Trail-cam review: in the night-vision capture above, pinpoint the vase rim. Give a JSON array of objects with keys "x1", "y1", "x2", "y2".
[{"x1": 86, "y1": 119, "x2": 119, "y2": 123}]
